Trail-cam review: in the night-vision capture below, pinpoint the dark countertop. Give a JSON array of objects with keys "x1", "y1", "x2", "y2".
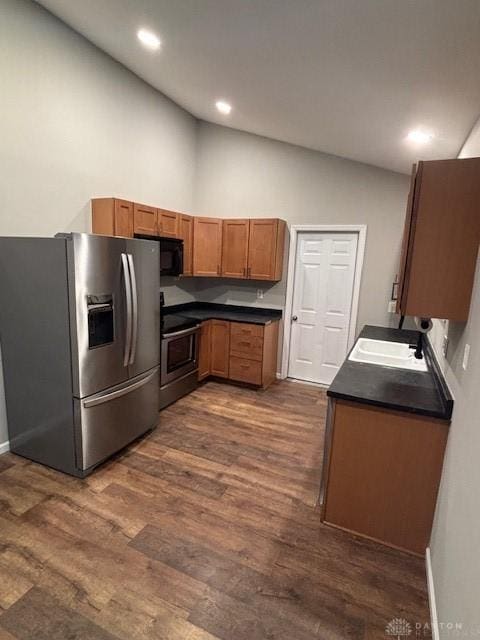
[
  {"x1": 327, "y1": 325, "x2": 453, "y2": 420},
  {"x1": 162, "y1": 301, "x2": 282, "y2": 325}
]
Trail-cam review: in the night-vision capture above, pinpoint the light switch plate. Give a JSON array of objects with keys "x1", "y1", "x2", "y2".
[{"x1": 463, "y1": 343, "x2": 471, "y2": 371}]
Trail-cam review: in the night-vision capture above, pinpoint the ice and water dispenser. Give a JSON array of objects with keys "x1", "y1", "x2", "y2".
[{"x1": 87, "y1": 295, "x2": 114, "y2": 348}]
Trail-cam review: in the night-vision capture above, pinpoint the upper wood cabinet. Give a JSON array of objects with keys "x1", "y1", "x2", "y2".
[
  {"x1": 193, "y1": 217, "x2": 223, "y2": 277},
  {"x1": 92, "y1": 198, "x2": 133, "y2": 238},
  {"x1": 92, "y1": 200, "x2": 287, "y2": 283},
  {"x1": 178, "y1": 214, "x2": 193, "y2": 276},
  {"x1": 248, "y1": 219, "x2": 286, "y2": 281},
  {"x1": 222, "y1": 219, "x2": 249, "y2": 278},
  {"x1": 221, "y1": 218, "x2": 286, "y2": 281},
  {"x1": 158, "y1": 209, "x2": 179, "y2": 238},
  {"x1": 133, "y1": 203, "x2": 157, "y2": 237},
  {"x1": 397, "y1": 158, "x2": 480, "y2": 321}
]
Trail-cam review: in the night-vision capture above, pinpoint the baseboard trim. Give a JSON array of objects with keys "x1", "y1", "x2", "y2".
[
  {"x1": 0, "y1": 439, "x2": 10, "y2": 455},
  {"x1": 426, "y1": 547, "x2": 440, "y2": 640}
]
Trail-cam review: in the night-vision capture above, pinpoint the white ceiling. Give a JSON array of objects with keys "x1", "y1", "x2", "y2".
[{"x1": 36, "y1": 0, "x2": 480, "y2": 174}]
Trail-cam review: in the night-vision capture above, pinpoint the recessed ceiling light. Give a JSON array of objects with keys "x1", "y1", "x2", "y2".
[
  {"x1": 216, "y1": 100, "x2": 232, "y2": 115},
  {"x1": 137, "y1": 29, "x2": 161, "y2": 51},
  {"x1": 407, "y1": 129, "x2": 433, "y2": 144}
]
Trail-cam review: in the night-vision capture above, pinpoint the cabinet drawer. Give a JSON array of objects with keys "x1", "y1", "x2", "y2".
[
  {"x1": 230, "y1": 333, "x2": 263, "y2": 361},
  {"x1": 229, "y1": 356, "x2": 262, "y2": 385},
  {"x1": 230, "y1": 322, "x2": 264, "y2": 339}
]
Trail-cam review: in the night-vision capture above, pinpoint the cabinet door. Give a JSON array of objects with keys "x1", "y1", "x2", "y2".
[
  {"x1": 193, "y1": 217, "x2": 223, "y2": 277},
  {"x1": 398, "y1": 158, "x2": 480, "y2": 321},
  {"x1": 133, "y1": 203, "x2": 158, "y2": 237},
  {"x1": 158, "y1": 210, "x2": 179, "y2": 238},
  {"x1": 198, "y1": 320, "x2": 212, "y2": 381},
  {"x1": 248, "y1": 219, "x2": 283, "y2": 280},
  {"x1": 91, "y1": 198, "x2": 133, "y2": 238},
  {"x1": 221, "y1": 219, "x2": 249, "y2": 278},
  {"x1": 323, "y1": 401, "x2": 448, "y2": 555},
  {"x1": 178, "y1": 214, "x2": 193, "y2": 276},
  {"x1": 210, "y1": 320, "x2": 230, "y2": 378},
  {"x1": 114, "y1": 200, "x2": 134, "y2": 238},
  {"x1": 396, "y1": 164, "x2": 420, "y2": 314}
]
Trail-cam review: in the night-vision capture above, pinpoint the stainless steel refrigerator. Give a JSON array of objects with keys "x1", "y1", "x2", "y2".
[{"x1": 0, "y1": 233, "x2": 160, "y2": 477}]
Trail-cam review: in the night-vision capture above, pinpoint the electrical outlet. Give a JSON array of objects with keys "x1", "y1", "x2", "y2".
[
  {"x1": 442, "y1": 335, "x2": 449, "y2": 358},
  {"x1": 388, "y1": 300, "x2": 397, "y2": 313},
  {"x1": 463, "y1": 343, "x2": 471, "y2": 371},
  {"x1": 257, "y1": 289, "x2": 264, "y2": 300}
]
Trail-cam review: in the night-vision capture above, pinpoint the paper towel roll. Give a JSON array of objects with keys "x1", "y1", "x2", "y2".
[{"x1": 414, "y1": 317, "x2": 433, "y2": 333}]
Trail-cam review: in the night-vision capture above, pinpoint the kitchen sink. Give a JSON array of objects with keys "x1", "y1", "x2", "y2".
[{"x1": 349, "y1": 338, "x2": 428, "y2": 372}]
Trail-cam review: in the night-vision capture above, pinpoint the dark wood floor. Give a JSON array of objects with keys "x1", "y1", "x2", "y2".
[{"x1": 0, "y1": 380, "x2": 431, "y2": 639}]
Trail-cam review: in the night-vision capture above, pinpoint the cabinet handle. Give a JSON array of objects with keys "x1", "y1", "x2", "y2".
[
  {"x1": 243, "y1": 267, "x2": 246, "y2": 277},
  {"x1": 239, "y1": 341, "x2": 251, "y2": 347},
  {"x1": 247, "y1": 266, "x2": 251, "y2": 278},
  {"x1": 217, "y1": 264, "x2": 221, "y2": 275}
]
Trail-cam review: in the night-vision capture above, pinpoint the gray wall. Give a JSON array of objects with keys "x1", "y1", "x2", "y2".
[
  {"x1": 194, "y1": 122, "x2": 409, "y2": 330},
  {"x1": 0, "y1": 0, "x2": 198, "y2": 445},
  {"x1": 0, "y1": 0, "x2": 410, "y2": 448},
  {"x1": 428, "y1": 121, "x2": 480, "y2": 637}
]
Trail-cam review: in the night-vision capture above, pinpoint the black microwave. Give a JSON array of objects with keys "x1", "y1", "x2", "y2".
[{"x1": 160, "y1": 237, "x2": 183, "y2": 276}]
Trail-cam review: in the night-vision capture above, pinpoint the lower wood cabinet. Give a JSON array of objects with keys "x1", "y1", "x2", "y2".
[
  {"x1": 198, "y1": 320, "x2": 212, "y2": 381},
  {"x1": 321, "y1": 399, "x2": 449, "y2": 555},
  {"x1": 197, "y1": 319, "x2": 279, "y2": 388},
  {"x1": 210, "y1": 320, "x2": 230, "y2": 378}
]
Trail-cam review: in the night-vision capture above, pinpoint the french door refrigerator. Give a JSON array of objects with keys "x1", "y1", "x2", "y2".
[{"x1": 0, "y1": 233, "x2": 160, "y2": 477}]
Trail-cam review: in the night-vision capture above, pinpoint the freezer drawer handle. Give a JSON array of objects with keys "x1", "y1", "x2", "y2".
[
  {"x1": 121, "y1": 253, "x2": 133, "y2": 367},
  {"x1": 82, "y1": 368, "x2": 159, "y2": 409},
  {"x1": 127, "y1": 253, "x2": 138, "y2": 365}
]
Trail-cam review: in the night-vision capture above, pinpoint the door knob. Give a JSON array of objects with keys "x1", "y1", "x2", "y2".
[{"x1": 292, "y1": 315, "x2": 298, "y2": 322}]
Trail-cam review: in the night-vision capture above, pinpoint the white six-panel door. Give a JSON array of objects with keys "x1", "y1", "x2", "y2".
[{"x1": 288, "y1": 232, "x2": 358, "y2": 385}]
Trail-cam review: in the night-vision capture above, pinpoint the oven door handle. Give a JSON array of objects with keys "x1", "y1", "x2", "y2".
[{"x1": 163, "y1": 325, "x2": 200, "y2": 340}]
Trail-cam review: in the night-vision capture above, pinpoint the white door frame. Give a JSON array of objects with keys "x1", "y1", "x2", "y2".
[{"x1": 281, "y1": 224, "x2": 367, "y2": 380}]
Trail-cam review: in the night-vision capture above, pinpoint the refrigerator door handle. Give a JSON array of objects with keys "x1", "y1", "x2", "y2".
[
  {"x1": 127, "y1": 253, "x2": 138, "y2": 365},
  {"x1": 121, "y1": 253, "x2": 133, "y2": 367},
  {"x1": 82, "y1": 367, "x2": 159, "y2": 408}
]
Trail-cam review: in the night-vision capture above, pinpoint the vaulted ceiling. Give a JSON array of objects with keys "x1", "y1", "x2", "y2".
[{"x1": 37, "y1": 0, "x2": 480, "y2": 173}]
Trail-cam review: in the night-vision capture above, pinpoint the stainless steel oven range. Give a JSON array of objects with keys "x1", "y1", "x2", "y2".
[{"x1": 159, "y1": 311, "x2": 200, "y2": 410}]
